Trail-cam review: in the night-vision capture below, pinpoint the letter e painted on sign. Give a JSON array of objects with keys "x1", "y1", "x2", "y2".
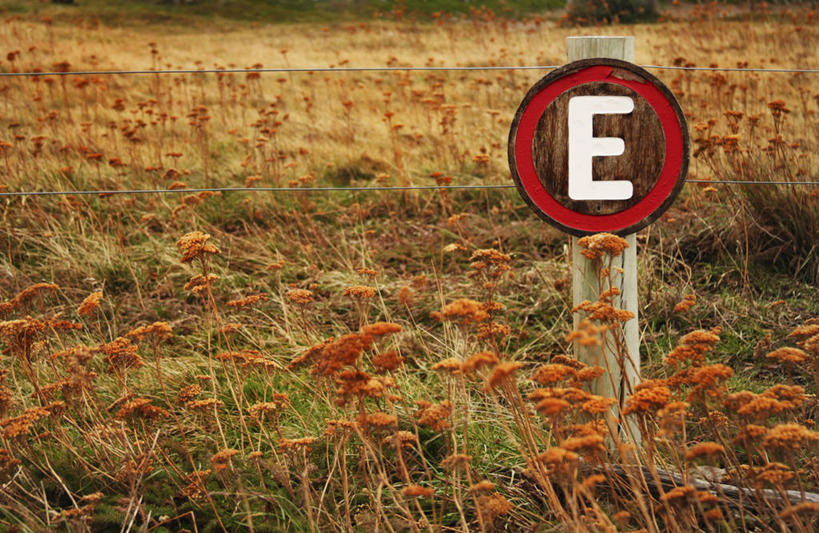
[{"x1": 567, "y1": 95, "x2": 634, "y2": 201}]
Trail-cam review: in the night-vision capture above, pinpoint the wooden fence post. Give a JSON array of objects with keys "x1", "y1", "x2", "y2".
[{"x1": 567, "y1": 36, "x2": 641, "y2": 446}]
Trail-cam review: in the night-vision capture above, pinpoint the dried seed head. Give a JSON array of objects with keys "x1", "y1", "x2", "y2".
[
  {"x1": 684, "y1": 442, "x2": 725, "y2": 461},
  {"x1": 176, "y1": 231, "x2": 221, "y2": 263},
  {"x1": 226, "y1": 293, "x2": 267, "y2": 308},
  {"x1": 486, "y1": 362, "x2": 523, "y2": 391},
  {"x1": 434, "y1": 299, "x2": 489, "y2": 325},
  {"x1": 77, "y1": 291, "x2": 103, "y2": 316},
  {"x1": 342, "y1": 285, "x2": 376, "y2": 299},
  {"x1": 762, "y1": 423, "x2": 819, "y2": 452},
  {"x1": 577, "y1": 233, "x2": 629, "y2": 259},
  {"x1": 402, "y1": 485, "x2": 434, "y2": 498},
  {"x1": 286, "y1": 289, "x2": 314, "y2": 305},
  {"x1": 371, "y1": 350, "x2": 404, "y2": 373}
]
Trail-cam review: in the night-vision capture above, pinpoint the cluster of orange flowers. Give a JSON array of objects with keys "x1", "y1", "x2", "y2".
[
  {"x1": 176, "y1": 231, "x2": 221, "y2": 264},
  {"x1": 430, "y1": 298, "x2": 489, "y2": 325},
  {"x1": 0, "y1": 282, "x2": 59, "y2": 315},
  {"x1": 576, "y1": 233, "x2": 629, "y2": 260}
]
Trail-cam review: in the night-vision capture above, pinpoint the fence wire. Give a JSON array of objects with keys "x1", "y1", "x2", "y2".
[
  {"x1": 1, "y1": 180, "x2": 817, "y2": 198},
  {"x1": 0, "y1": 65, "x2": 817, "y2": 78},
  {"x1": 1, "y1": 59, "x2": 816, "y2": 198}
]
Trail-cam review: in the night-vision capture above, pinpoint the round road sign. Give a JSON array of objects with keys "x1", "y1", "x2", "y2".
[{"x1": 508, "y1": 58, "x2": 689, "y2": 236}]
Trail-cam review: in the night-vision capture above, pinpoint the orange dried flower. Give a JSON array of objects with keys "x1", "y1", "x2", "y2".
[
  {"x1": 780, "y1": 502, "x2": 819, "y2": 520},
  {"x1": 176, "y1": 384, "x2": 202, "y2": 404},
  {"x1": 486, "y1": 362, "x2": 523, "y2": 390},
  {"x1": 311, "y1": 333, "x2": 373, "y2": 376},
  {"x1": 435, "y1": 299, "x2": 489, "y2": 325},
  {"x1": 461, "y1": 351, "x2": 499, "y2": 375},
  {"x1": 279, "y1": 437, "x2": 317, "y2": 451},
  {"x1": 536, "y1": 447, "x2": 579, "y2": 474},
  {"x1": 665, "y1": 329, "x2": 720, "y2": 367},
  {"x1": 248, "y1": 396, "x2": 288, "y2": 421},
  {"x1": 657, "y1": 401, "x2": 690, "y2": 434},
  {"x1": 762, "y1": 423, "x2": 819, "y2": 451},
  {"x1": 415, "y1": 400, "x2": 452, "y2": 432},
  {"x1": 1, "y1": 406, "x2": 56, "y2": 438},
  {"x1": 571, "y1": 365, "x2": 605, "y2": 386},
  {"x1": 357, "y1": 267, "x2": 377, "y2": 278},
  {"x1": 0, "y1": 318, "x2": 47, "y2": 358},
  {"x1": 361, "y1": 322, "x2": 401, "y2": 336},
  {"x1": 5, "y1": 282, "x2": 59, "y2": 311},
  {"x1": 184, "y1": 273, "x2": 219, "y2": 294},
  {"x1": 126, "y1": 321, "x2": 172, "y2": 342},
  {"x1": 478, "y1": 492, "x2": 513, "y2": 521},
  {"x1": 529, "y1": 387, "x2": 591, "y2": 404},
  {"x1": 98, "y1": 337, "x2": 143, "y2": 371},
  {"x1": 226, "y1": 293, "x2": 267, "y2": 308},
  {"x1": 469, "y1": 480, "x2": 495, "y2": 493},
  {"x1": 115, "y1": 398, "x2": 169, "y2": 420},
  {"x1": 77, "y1": 291, "x2": 103, "y2": 316},
  {"x1": 788, "y1": 324, "x2": 819, "y2": 343},
  {"x1": 179, "y1": 469, "x2": 211, "y2": 500},
  {"x1": 561, "y1": 434, "x2": 605, "y2": 456},
  {"x1": 431, "y1": 357, "x2": 463, "y2": 375},
  {"x1": 176, "y1": 231, "x2": 221, "y2": 263},
  {"x1": 577, "y1": 233, "x2": 629, "y2": 259},
  {"x1": 751, "y1": 462, "x2": 795, "y2": 486},
  {"x1": 211, "y1": 448, "x2": 239, "y2": 466},
  {"x1": 686, "y1": 364, "x2": 734, "y2": 402},
  {"x1": 765, "y1": 347, "x2": 808, "y2": 365},
  {"x1": 286, "y1": 289, "x2": 314, "y2": 304},
  {"x1": 684, "y1": 442, "x2": 724, "y2": 461},
  {"x1": 397, "y1": 286, "x2": 414, "y2": 306},
  {"x1": 477, "y1": 322, "x2": 510, "y2": 341},
  {"x1": 371, "y1": 350, "x2": 403, "y2": 373},
  {"x1": 661, "y1": 485, "x2": 696, "y2": 506},
  {"x1": 623, "y1": 382, "x2": 671, "y2": 415},
  {"x1": 803, "y1": 334, "x2": 819, "y2": 355},
  {"x1": 674, "y1": 293, "x2": 696, "y2": 313},
  {"x1": 343, "y1": 285, "x2": 376, "y2": 299},
  {"x1": 333, "y1": 369, "x2": 389, "y2": 406},
  {"x1": 731, "y1": 424, "x2": 769, "y2": 445},
  {"x1": 564, "y1": 319, "x2": 603, "y2": 347},
  {"x1": 535, "y1": 397, "x2": 571, "y2": 417},
  {"x1": 581, "y1": 474, "x2": 606, "y2": 491},
  {"x1": 219, "y1": 322, "x2": 242, "y2": 335},
  {"x1": 402, "y1": 485, "x2": 434, "y2": 498},
  {"x1": 580, "y1": 395, "x2": 616, "y2": 415},
  {"x1": 186, "y1": 398, "x2": 224, "y2": 412},
  {"x1": 551, "y1": 355, "x2": 586, "y2": 370},
  {"x1": 571, "y1": 299, "x2": 634, "y2": 323},
  {"x1": 441, "y1": 453, "x2": 472, "y2": 471},
  {"x1": 364, "y1": 411, "x2": 397, "y2": 430},
  {"x1": 532, "y1": 363, "x2": 576, "y2": 385},
  {"x1": 287, "y1": 338, "x2": 333, "y2": 370}
]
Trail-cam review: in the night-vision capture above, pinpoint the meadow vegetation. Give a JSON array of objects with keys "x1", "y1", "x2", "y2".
[{"x1": 0, "y1": 2, "x2": 817, "y2": 531}]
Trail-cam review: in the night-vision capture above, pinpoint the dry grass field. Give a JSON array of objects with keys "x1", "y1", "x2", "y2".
[{"x1": 0, "y1": 2, "x2": 818, "y2": 531}]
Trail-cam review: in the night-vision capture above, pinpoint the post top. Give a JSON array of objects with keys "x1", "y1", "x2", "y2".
[{"x1": 566, "y1": 36, "x2": 634, "y2": 63}]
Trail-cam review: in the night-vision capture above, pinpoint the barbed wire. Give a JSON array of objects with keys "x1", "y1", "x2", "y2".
[
  {"x1": 0, "y1": 64, "x2": 817, "y2": 78},
  {"x1": 1, "y1": 180, "x2": 816, "y2": 198}
]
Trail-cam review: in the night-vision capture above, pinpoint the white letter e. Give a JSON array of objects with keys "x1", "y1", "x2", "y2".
[{"x1": 567, "y1": 95, "x2": 634, "y2": 201}]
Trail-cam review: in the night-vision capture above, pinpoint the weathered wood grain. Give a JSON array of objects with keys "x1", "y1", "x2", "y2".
[{"x1": 532, "y1": 80, "x2": 665, "y2": 215}]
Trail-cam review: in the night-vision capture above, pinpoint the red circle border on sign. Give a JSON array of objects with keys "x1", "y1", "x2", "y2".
[{"x1": 509, "y1": 60, "x2": 689, "y2": 236}]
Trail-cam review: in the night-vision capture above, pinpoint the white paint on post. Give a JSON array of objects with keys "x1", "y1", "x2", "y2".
[
  {"x1": 567, "y1": 95, "x2": 634, "y2": 200},
  {"x1": 567, "y1": 36, "x2": 641, "y2": 447}
]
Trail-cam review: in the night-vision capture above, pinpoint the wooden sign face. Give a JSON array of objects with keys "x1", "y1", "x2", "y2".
[{"x1": 508, "y1": 58, "x2": 689, "y2": 236}]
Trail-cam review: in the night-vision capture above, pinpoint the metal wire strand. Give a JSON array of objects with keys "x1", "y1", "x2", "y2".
[
  {"x1": 1, "y1": 180, "x2": 817, "y2": 198},
  {"x1": 0, "y1": 64, "x2": 817, "y2": 78}
]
